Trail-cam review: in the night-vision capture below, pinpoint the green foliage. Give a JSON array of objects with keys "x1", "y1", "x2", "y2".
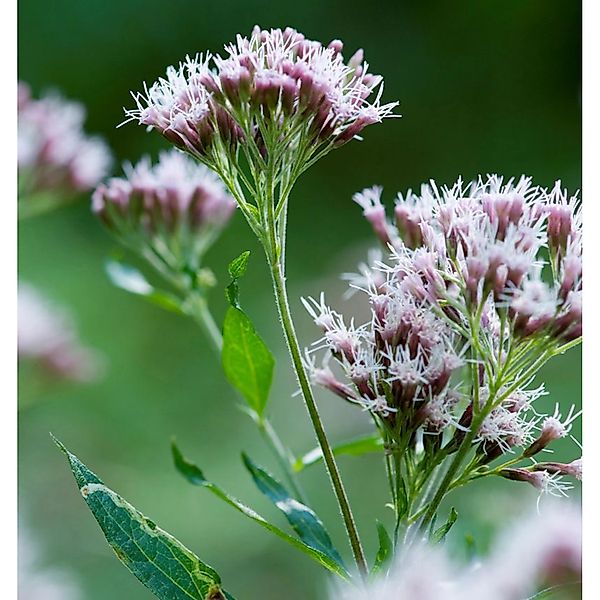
[
  {"x1": 294, "y1": 433, "x2": 384, "y2": 472},
  {"x1": 105, "y1": 260, "x2": 184, "y2": 314},
  {"x1": 54, "y1": 436, "x2": 234, "y2": 600},
  {"x1": 222, "y1": 252, "x2": 274, "y2": 418},
  {"x1": 225, "y1": 251, "x2": 250, "y2": 308},
  {"x1": 222, "y1": 307, "x2": 274, "y2": 417},
  {"x1": 172, "y1": 442, "x2": 350, "y2": 580},
  {"x1": 371, "y1": 521, "x2": 393, "y2": 576},
  {"x1": 241, "y1": 453, "x2": 346, "y2": 570},
  {"x1": 431, "y1": 507, "x2": 459, "y2": 544}
]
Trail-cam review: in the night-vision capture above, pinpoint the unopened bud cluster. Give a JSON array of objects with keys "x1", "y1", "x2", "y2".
[{"x1": 93, "y1": 150, "x2": 236, "y2": 274}]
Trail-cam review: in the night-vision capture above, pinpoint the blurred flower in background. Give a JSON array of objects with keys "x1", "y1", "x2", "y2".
[
  {"x1": 18, "y1": 283, "x2": 102, "y2": 386},
  {"x1": 330, "y1": 501, "x2": 581, "y2": 600},
  {"x1": 18, "y1": 82, "x2": 112, "y2": 219}
]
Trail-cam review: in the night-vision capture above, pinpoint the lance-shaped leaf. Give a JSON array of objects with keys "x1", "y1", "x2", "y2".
[
  {"x1": 106, "y1": 260, "x2": 183, "y2": 314},
  {"x1": 294, "y1": 433, "x2": 384, "y2": 472},
  {"x1": 222, "y1": 252, "x2": 274, "y2": 418},
  {"x1": 54, "y1": 436, "x2": 234, "y2": 600},
  {"x1": 241, "y1": 453, "x2": 345, "y2": 569},
  {"x1": 172, "y1": 442, "x2": 349, "y2": 580},
  {"x1": 371, "y1": 521, "x2": 393, "y2": 575}
]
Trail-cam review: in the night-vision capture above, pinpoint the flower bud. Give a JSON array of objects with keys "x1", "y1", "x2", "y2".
[
  {"x1": 533, "y1": 458, "x2": 582, "y2": 481},
  {"x1": 523, "y1": 416, "x2": 567, "y2": 457},
  {"x1": 499, "y1": 468, "x2": 547, "y2": 489}
]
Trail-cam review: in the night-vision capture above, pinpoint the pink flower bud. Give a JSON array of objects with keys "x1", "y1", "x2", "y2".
[
  {"x1": 327, "y1": 39, "x2": 344, "y2": 53},
  {"x1": 499, "y1": 468, "x2": 548, "y2": 489},
  {"x1": 533, "y1": 458, "x2": 582, "y2": 481}
]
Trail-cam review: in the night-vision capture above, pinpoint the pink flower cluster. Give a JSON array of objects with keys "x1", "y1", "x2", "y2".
[
  {"x1": 126, "y1": 27, "x2": 397, "y2": 161},
  {"x1": 18, "y1": 82, "x2": 111, "y2": 196},
  {"x1": 305, "y1": 175, "x2": 581, "y2": 495},
  {"x1": 355, "y1": 175, "x2": 582, "y2": 343},
  {"x1": 304, "y1": 282, "x2": 464, "y2": 433},
  {"x1": 93, "y1": 150, "x2": 236, "y2": 269}
]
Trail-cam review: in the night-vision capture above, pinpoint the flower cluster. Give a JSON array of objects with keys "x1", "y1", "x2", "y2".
[
  {"x1": 303, "y1": 279, "x2": 464, "y2": 434},
  {"x1": 92, "y1": 149, "x2": 236, "y2": 275},
  {"x1": 18, "y1": 283, "x2": 100, "y2": 382},
  {"x1": 306, "y1": 174, "x2": 581, "y2": 497},
  {"x1": 18, "y1": 82, "x2": 111, "y2": 200},
  {"x1": 126, "y1": 26, "x2": 397, "y2": 168}
]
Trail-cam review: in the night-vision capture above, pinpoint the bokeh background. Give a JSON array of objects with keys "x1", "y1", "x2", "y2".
[{"x1": 18, "y1": 1, "x2": 581, "y2": 599}]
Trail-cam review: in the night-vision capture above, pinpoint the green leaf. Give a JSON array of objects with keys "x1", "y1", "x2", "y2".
[
  {"x1": 227, "y1": 251, "x2": 250, "y2": 280},
  {"x1": 225, "y1": 251, "x2": 250, "y2": 308},
  {"x1": 105, "y1": 260, "x2": 183, "y2": 314},
  {"x1": 431, "y1": 507, "x2": 458, "y2": 544},
  {"x1": 221, "y1": 251, "x2": 274, "y2": 417},
  {"x1": 222, "y1": 307, "x2": 274, "y2": 417},
  {"x1": 294, "y1": 433, "x2": 384, "y2": 472},
  {"x1": 172, "y1": 442, "x2": 349, "y2": 580},
  {"x1": 241, "y1": 453, "x2": 346, "y2": 569},
  {"x1": 53, "y1": 436, "x2": 234, "y2": 600},
  {"x1": 371, "y1": 521, "x2": 393, "y2": 575}
]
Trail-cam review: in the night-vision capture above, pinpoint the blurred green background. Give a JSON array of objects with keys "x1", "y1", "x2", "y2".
[{"x1": 18, "y1": 1, "x2": 581, "y2": 599}]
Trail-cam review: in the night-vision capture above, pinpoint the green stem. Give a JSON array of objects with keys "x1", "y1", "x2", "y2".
[
  {"x1": 267, "y1": 252, "x2": 368, "y2": 576},
  {"x1": 392, "y1": 450, "x2": 403, "y2": 547},
  {"x1": 258, "y1": 417, "x2": 307, "y2": 503},
  {"x1": 417, "y1": 418, "x2": 480, "y2": 532},
  {"x1": 187, "y1": 294, "x2": 224, "y2": 353}
]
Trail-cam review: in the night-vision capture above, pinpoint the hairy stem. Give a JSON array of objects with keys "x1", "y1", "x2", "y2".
[
  {"x1": 267, "y1": 251, "x2": 368, "y2": 576},
  {"x1": 187, "y1": 294, "x2": 224, "y2": 353},
  {"x1": 258, "y1": 417, "x2": 306, "y2": 503}
]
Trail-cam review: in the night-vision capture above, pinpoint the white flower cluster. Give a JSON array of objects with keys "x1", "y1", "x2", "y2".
[
  {"x1": 18, "y1": 283, "x2": 100, "y2": 382},
  {"x1": 355, "y1": 175, "x2": 582, "y2": 342},
  {"x1": 93, "y1": 149, "x2": 236, "y2": 275}
]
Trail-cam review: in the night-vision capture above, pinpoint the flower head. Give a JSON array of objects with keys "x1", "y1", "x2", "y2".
[
  {"x1": 18, "y1": 82, "x2": 111, "y2": 204},
  {"x1": 126, "y1": 27, "x2": 398, "y2": 166},
  {"x1": 311, "y1": 175, "x2": 581, "y2": 484},
  {"x1": 330, "y1": 501, "x2": 581, "y2": 600}
]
